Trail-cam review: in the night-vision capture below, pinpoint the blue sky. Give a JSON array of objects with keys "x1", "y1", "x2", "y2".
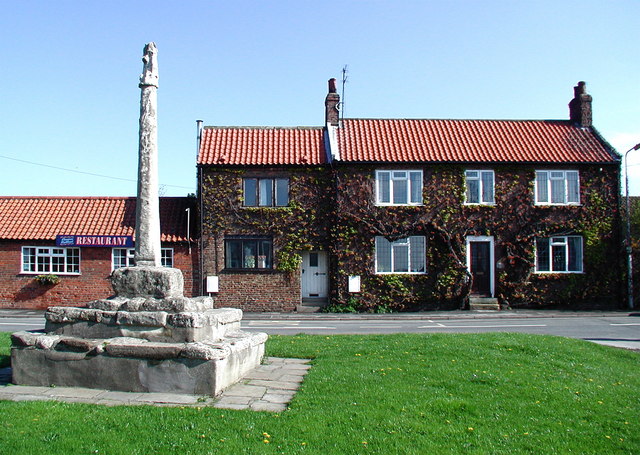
[{"x1": 1, "y1": 1, "x2": 639, "y2": 196}]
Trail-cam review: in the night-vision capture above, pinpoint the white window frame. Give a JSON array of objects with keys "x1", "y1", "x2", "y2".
[
  {"x1": 464, "y1": 170, "x2": 495, "y2": 205},
  {"x1": 21, "y1": 246, "x2": 81, "y2": 275},
  {"x1": 112, "y1": 248, "x2": 174, "y2": 270},
  {"x1": 535, "y1": 170, "x2": 580, "y2": 205},
  {"x1": 375, "y1": 170, "x2": 423, "y2": 206},
  {"x1": 243, "y1": 177, "x2": 289, "y2": 207},
  {"x1": 375, "y1": 236, "x2": 426, "y2": 274},
  {"x1": 535, "y1": 236, "x2": 583, "y2": 273}
]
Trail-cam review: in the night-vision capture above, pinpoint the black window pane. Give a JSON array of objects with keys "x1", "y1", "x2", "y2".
[
  {"x1": 244, "y1": 179, "x2": 257, "y2": 206},
  {"x1": 226, "y1": 241, "x2": 243, "y2": 268},
  {"x1": 275, "y1": 178, "x2": 289, "y2": 206},
  {"x1": 536, "y1": 238, "x2": 550, "y2": 271}
]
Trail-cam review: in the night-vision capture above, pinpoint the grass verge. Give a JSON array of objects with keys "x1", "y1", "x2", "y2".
[
  {"x1": 0, "y1": 332, "x2": 10, "y2": 368},
  {"x1": 1, "y1": 332, "x2": 638, "y2": 454}
]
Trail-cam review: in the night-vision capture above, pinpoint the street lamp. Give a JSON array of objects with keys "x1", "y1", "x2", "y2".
[{"x1": 624, "y1": 142, "x2": 640, "y2": 309}]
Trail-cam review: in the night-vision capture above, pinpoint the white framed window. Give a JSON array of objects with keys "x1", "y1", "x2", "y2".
[
  {"x1": 243, "y1": 178, "x2": 289, "y2": 207},
  {"x1": 375, "y1": 236, "x2": 426, "y2": 274},
  {"x1": 535, "y1": 236, "x2": 583, "y2": 273},
  {"x1": 535, "y1": 170, "x2": 580, "y2": 205},
  {"x1": 376, "y1": 170, "x2": 423, "y2": 205},
  {"x1": 21, "y1": 246, "x2": 80, "y2": 275},
  {"x1": 112, "y1": 248, "x2": 174, "y2": 270},
  {"x1": 465, "y1": 170, "x2": 495, "y2": 204}
]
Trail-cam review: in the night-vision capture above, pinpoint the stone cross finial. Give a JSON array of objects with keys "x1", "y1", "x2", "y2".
[
  {"x1": 135, "y1": 42, "x2": 161, "y2": 267},
  {"x1": 139, "y1": 42, "x2": 159, "y2": 88}
]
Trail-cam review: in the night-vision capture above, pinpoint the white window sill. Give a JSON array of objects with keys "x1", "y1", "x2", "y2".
[
  {"x1": 534, "y1": 203, "x2": 582, "y2": 207},
  {"x1": 463, "y1": 202, "x2": 495, "y2": 206},
  {"x1": 20, "y1": 272, "x2": 81, "y2": 276},
  {"x1": 375, "y1": 272, "x2": 427, "y2": 275},
  {"x1": 375, "y1": 203, "x2": 424, "y2": 207},
  {"x1": 534, "y1": 271, "x2": 584, "y2": 275}
]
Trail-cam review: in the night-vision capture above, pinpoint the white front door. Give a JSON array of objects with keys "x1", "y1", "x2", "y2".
[{"x1": 301, "y1": 251, "x2": 329, "y2": 298}]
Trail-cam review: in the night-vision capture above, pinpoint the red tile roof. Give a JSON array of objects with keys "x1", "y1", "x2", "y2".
[
  {"x1": 337, "y1": 119, "x2": 618, "y2": 163},
  {"x1": 197, "y1": 126, "x2": 326, "y2": 165},
  {"x1": 0, "y1": 197, "x2": 195, "y2": 242}
]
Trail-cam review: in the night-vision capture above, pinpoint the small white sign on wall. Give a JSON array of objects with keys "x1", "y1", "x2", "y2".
[
  {"x1": 206, "y1": 276, "x2": 219, "y2": 293},
  {"x1": 348, "y1": 275, "x2": 361, "y2": 293}
]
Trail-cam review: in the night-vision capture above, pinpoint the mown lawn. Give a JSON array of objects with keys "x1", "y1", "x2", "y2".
[{"x1": 1, "y1": 332, "x2": 638, "y2": 454}]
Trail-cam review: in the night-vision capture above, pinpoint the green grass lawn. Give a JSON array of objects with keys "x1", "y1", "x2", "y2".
[
  {"x1": 0, "y1": 332, "x2": 10, "y2": 368},
  {"x1": 1, "y1": 332, "x2": 638, "y2": 454}
]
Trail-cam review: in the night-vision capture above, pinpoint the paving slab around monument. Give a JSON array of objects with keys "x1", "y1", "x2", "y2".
[{"x1": 0, "y1": 357, "x2": 310, "y2": 411}]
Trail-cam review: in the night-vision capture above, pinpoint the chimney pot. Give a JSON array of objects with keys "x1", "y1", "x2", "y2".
[{"x1": 328, "y1": 78, "x2": 337, "y2": 93}]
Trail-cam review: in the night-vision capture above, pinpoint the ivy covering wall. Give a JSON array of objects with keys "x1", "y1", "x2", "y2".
[{"x1": 200, "y1": 163, "x2": 623, "y2": 312}]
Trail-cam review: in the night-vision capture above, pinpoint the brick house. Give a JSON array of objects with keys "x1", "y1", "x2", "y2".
[
  {"x1": 0, "y1": 196, "x2": 198, "y2": 309},
  {"x1": 198, "y1": 80, "x2": 622, "y2": 312}
]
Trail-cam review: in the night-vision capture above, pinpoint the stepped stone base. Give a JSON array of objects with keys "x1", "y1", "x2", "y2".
[
  {"x1": 11, "y1": 330, "x2": 266, "y2": 395},
  {"x1": 11, "y1": 267, "x2": 268, "y2": 396}
]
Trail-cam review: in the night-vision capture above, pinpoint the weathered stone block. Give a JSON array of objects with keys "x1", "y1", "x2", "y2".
[
  {"x1": 105, "y1": 340, "x2": 184, "y2": 360},
  {"x1": 57, "y1": 337, "x2": 104, "y2": 353},
  {"x1": 116, "y1": 311, "x2": 168, "y2": 327},
  {"x1": 111, "y1": 266, "x2": 184, "y2": 298}
]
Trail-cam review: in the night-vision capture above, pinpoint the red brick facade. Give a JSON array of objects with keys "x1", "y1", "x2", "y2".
[
  {"x1": 201, "y1": 236, "x2": 300, "y2": 312},
  {"x1": 0, "y1": 241, "x2": 198, "y2": 310}
]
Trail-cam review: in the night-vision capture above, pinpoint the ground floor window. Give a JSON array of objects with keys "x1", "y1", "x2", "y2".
[
  {"x1": 225, "y1": 238, "x2": 273, "y2": 270},
  {"x1": 375, "y1": 236, "x2": 426, "y2": 274},
  {"x1": 535, "y1": 236, "x2": 583, "y2": 273},
  {"x1": 112, "y1": 248, "x2": 174, "y2": 270},
  {"x1": 22, "y1": 247, "x2": 80, "y2": 274}
]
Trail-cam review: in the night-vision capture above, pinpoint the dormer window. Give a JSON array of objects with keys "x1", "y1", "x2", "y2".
[{"x1": 375, "y1": 170, "x2": 422, "y2": 206}]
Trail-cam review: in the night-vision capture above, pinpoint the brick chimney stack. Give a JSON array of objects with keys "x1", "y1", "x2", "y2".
[
  {"x1": 325, "y1": 78, "x2": 340, "y2": 126},
  {"x1": 569, "y1": 81, "x2": 592, "y2": 127}
]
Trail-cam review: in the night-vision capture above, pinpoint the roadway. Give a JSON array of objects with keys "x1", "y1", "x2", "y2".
[{"x1": 1, "y1": 311, "x2": 638, "y2": 350}]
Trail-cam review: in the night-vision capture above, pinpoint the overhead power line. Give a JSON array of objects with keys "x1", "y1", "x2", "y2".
[{"x1": 0, "y1": 153, "x2": 192, "y2": 190}]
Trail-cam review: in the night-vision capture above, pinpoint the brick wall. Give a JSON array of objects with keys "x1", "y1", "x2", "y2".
[
  {"x1": 201, "y1": 236, "x2": 300, "y2": 312},
  {"x1": 216, "y1": 271, "x2": 300, "y2": 312},
  {"x1": 0, "y1": 241, "x2": 197, "y2": 310}
]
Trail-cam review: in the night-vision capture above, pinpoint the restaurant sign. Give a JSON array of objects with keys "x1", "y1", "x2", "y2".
[{"x1": 56, "y1": 235, "x2": 134, "y2": 248}]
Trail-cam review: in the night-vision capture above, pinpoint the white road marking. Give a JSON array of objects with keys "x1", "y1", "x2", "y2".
[
  {"x1": 418, "y1": 324, "x2": 547, "y2": 329},
  {"x1": 0, "y1": 322, "x2": 43, "y2": 326},
  {"x1": 243, "y1": 326, "x2": 337, "y2": 330},
  {"x1": 610, "y1": 323, "x2": 640, "y2": 326}
]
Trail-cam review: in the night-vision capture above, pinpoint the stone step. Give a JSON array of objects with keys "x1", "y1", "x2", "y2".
[
  {"x1": 469, "y1": 298, "x2": 500, "y2": 311},
  {"x1": 296, "y1": 304, "x2": 324, "y2": 313}
]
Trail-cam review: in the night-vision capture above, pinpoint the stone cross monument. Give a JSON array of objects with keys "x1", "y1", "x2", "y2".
[
  {"x1": 10, "y1": 43, "x2": 267, "y2": 396},
  {"x1": 135, "y1": 42, "x2": 162, "y2": 267}
]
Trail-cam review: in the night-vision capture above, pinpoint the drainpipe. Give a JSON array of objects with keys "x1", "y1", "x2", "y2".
[{"x1": 196, "y1": 120, "x2": 204, "y2": 296}]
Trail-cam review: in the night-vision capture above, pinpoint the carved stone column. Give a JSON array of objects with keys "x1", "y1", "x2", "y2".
[{"x1": 135, "y1": 42, "x2": 161, "y2": 267}]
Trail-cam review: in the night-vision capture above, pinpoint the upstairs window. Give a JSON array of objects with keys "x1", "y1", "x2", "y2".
[
  {"x1": 535, "y1": 236, "x2": 583, "y2": 273},
  {"x1": 465, "y1": 170, "x2": 495, "y2": 204},
  {"x1": 375, "y1": 236, "x2": 426, "y2": 274},
  {"x1": 112, "y1": 248, "x2": 174, "y2": 270},
  {"x1": 22, "y1": 247, "x2": 80, "y2": 274},
  {"x1": 225, "y1": 238, "x2": 273, "y2": 270},
  {"x1": 376, "y1": 170, "x2": 423, "y2": 205},
  {"x1": 535, "y1": 171, "x2": 580, "y2": 205},
  {"x1": 243, "y1": 178, "x2": 289, "y2": 207}
]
